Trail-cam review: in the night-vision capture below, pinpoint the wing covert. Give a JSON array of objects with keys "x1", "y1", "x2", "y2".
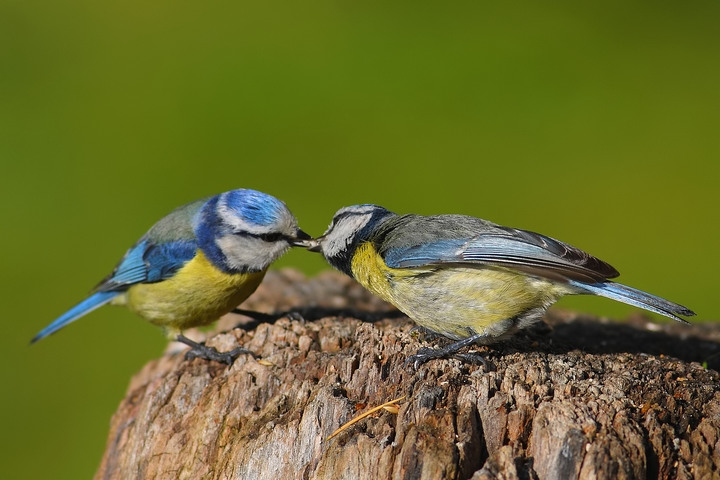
[
  {"x1": 383, "y1": 226, "x2": 619, "y2": 283},
  {"x1": 93, "y1": 239, "x2": 197, "y2": 292}
]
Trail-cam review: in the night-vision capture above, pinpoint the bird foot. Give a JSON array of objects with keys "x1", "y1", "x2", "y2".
[
  {"x1": 404, "y1": 346, "x2": 488, "y2": 370},
  {"x1": 404, "y1": 347, "x2": 448, "y2": 369},
  {"x1": 176, "y1": 334, "x2": 257, "y2": 365},
  {"x1": 404, "y1": 333, "x2": 489, "y2": 370},
  {"x1": 232, "y1": 308, "x2": 305, "y2": 324},
  {"x1": 451, "y1": 353, "x2": 489, "y2": 368}
]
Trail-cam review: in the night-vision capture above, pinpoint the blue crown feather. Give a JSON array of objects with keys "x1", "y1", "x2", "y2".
[{"x1": 223, "y1": 189, "x2": 286, "y2": 227}]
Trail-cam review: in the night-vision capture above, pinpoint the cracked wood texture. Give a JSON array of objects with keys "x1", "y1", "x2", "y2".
[{"x1": 96, "y1": 270, "x2": 720, "y2": 480}]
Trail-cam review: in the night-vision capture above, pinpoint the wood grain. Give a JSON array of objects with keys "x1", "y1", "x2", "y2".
[{"x1": 96, "y1": 270, "x2": 720, "y2": 480}]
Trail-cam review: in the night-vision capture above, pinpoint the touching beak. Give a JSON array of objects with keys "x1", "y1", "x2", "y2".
[
  {"x1": 290, "y1": 229, "x2": 314, "y2": 247},
  {"x1": 306, "y1": 235, "x2": 323, "y2": 252}
]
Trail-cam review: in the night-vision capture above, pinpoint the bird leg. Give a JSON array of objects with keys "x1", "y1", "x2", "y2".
[
  {"x1": 232, "y1": 308, "x2": 305, "y2": 325},
  {"x1": 176, "y1": 334, "x2": 257, "y2": 365},
  {"x1": 405, "y1": 333, "x2": 488, "y2": 370}
]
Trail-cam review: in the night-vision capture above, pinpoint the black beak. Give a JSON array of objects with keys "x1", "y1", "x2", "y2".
[
  {"x1": 290, "y1": 229, "x2": 313, "y2": 247},
  {"x1": 306, "y1": 235, "x2": 324, "y2": 252}
]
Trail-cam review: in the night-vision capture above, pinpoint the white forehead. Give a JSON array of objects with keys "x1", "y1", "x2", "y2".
[{"x1": 320, "y1": 206, "x2": 379, "y2": 258}]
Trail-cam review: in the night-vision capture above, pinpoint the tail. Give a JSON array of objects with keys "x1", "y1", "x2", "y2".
[
  {"x1": 31, "y1": 291, "x2": 121, "y2": 343},
  {"x1": 569, "y1": 280, "x2": 695, "y2": 324}
]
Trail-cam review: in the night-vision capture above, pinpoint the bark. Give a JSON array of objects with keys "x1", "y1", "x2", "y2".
[{"x1": 96, "y1": 270, "x2": 720, "y2": 480}]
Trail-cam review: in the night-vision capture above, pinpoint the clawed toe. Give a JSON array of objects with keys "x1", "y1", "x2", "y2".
[
  {"x1": 404, "y1": 349, "x2": 489, "y2": 370},
  {"x1": 404, "y1": 347, "x2": 443, "y2": 370},
  {"x1": 177, "y1": 334, "x2": 257, "y2": 366},
  {"x1": 232, "y1": 308, "x2": 304, "y2": 324},
  {"x1": 184, "y1": 345, "x2": 256, "y2": 365},
  {"x1": 452, "y1": 353, "x2": 488, "y2": 368},
  {"x1": 285, "y1": 311, "x2": 304, "y2": 322}
]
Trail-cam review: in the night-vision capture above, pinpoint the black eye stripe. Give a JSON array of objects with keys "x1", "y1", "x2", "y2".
[
  {"x1": 235, "y1": 231, "x2": 287, "y2": 243},
  {"x1": 331, "y1": 210, "x2": 371, "y2": 226},
  {"x1": 258, "y1": 232, "x2": 285, "y2": 242}
]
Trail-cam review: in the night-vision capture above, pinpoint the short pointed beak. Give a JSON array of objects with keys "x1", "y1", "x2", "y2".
[
  {"x1": 290, "y1": 229, "x2": 313, "y2": 247},
  {"x1": 306, "y1": 235, "x2": 324, "y2": 252}
]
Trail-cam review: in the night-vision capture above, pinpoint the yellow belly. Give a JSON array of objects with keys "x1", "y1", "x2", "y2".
[
  {"x1": 119, "y1": 251, "x2": 265, "y2": 336},
  {"x1": 350, "y1": 242, "x2": 573, "y2": 340}
]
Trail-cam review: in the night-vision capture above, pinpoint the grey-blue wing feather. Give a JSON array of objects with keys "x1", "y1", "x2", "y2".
[
  {"x1": 379, "y1": 215, "x2": 618, "y2": 283},
  {"x1": 383, "y1": 239, "x2": 467, "y2": 268},
  {"x1": 91, "y1": 198, "x2": 207, "y2": 292},
  {"x1": 460, "y1": 229, "x2": 619, "y2": 282},
  {"x1": 100, "y1": 241, "x2": 149, "y2": 287},
  {"x1": 93, "y1": 239, "x2": 197, "y2": 292}
]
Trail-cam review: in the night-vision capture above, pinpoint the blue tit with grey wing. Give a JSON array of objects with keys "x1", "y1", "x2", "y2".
[
  {"x1": 32, "y1": 188, "x2": 310, "y2": 364},
  {"x1": 308, "y1": 205, "x2": 695, "y2": 366}
]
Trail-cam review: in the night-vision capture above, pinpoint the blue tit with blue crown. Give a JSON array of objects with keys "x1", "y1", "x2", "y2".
[
  {"x1": 308, "y1": 205, "x2": 695, "y2": 367},
  {"x1": 32, "y1": 188, "x2": 311, "y2": 364}
]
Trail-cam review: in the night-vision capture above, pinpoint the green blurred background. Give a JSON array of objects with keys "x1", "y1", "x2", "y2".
[{"x1": 2, "y1": 1, "x2": 718, "y2": 477}]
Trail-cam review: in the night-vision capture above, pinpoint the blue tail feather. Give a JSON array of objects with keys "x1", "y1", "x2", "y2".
[
  {"x1": 569, "y1": 280, "x2": 695, "y2": 324},
  {"x1": 31, "y1": 291, "x2": 121, "y2": 343}
]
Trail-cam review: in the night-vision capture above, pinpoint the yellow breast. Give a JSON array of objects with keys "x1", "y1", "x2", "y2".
[
  {"x1": 350, "y1": 242, "x2": 572, "y2": 340},
  {"x1": 124, "y1": 250, "x2": 265, "y2": 336}
]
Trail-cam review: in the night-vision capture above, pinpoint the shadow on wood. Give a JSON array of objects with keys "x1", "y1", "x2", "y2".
[{"x1": 95, "y1": 270, "x2": 720, "y2": 480}]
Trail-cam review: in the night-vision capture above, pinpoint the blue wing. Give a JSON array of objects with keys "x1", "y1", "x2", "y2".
[
  {"x1": 383, "y1": 228, "x2": 619, "y2": 283},
  {"x1": 33, "y1": 197, "x2": 207, "y2": 343},
  {"x1": 32, "y1": 239, "x2": 198, "y2": 343},
  {"x1": 384, "y1": 239, "x2": 467, "y2": 268},
  {"x1": 93, "y1": 239, "x2": 197, "y2": 292},
  {"x1": 380, "y1": 224, "x2": 694, "y2": 323}
]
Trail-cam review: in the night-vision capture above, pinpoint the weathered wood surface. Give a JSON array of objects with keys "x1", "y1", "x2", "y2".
[{"x1": 96, "y1": 270, "x2": 720, "y2": 480}]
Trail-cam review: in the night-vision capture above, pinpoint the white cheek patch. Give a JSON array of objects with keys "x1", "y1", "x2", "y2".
[
  {"x1": 216, "y1": 235, "x2": 289, "y2": 272},
  {"x1": 321, "y1": 214, "x2": 372, "y2": 259}
]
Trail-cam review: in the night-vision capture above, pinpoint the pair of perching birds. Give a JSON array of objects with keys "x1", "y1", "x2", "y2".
[{"x1": 33, "y1": 188, "x2": 695, "y2": 366}]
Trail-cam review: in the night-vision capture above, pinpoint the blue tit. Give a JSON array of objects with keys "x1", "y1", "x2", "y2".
[
  {"x1": 308, "y1": 205, "x2": 695, "y2": 366},
  {"x1": 32, "y1": 188, "x2": 310, "y2": 364}
]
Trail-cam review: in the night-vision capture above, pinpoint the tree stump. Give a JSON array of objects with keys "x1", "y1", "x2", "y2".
[{"x1": 95, "y1": 270, "x2": 720, "y2": 480}]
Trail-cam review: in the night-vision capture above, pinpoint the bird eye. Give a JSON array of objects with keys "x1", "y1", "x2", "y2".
[
  {"x1": 236, "y1": 231, "x2": 286, "y2": 243},
  {"x1": 255, "y1": 232, "x2": 285, "y2": 243}
]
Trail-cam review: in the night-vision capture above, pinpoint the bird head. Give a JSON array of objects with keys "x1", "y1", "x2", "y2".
[
  {"x1": 308, "y1": 204, "x2": 395, "y2": 275},
  {"x1": 197, "y1": 189, "x2": 310, "y2": 273}
]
